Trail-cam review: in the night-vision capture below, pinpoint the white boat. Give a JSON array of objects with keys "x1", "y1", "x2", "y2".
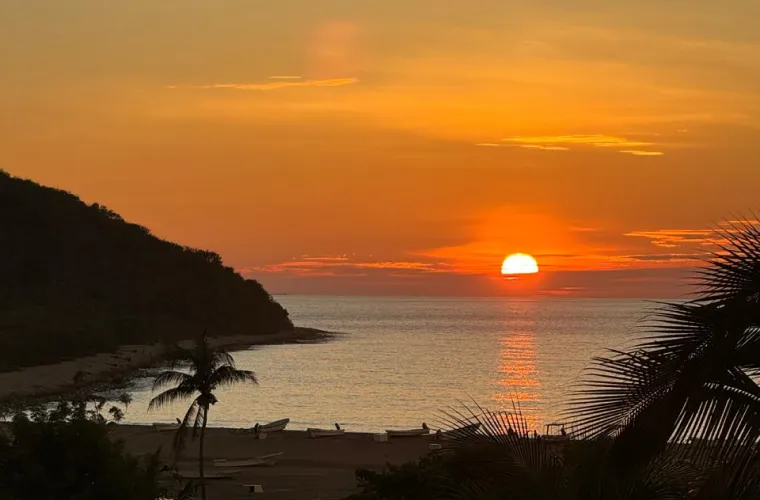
[
  {"x1": 386, "y1": 428, "x2": 431, "y2": 438},
  {"x1": 213, "y1": 452, "x2": 284, "y2": 468},
  {"x1": 152, "y1": 423, "x2": 180, "y2": 432},
  {"x1": 307, "y1": 428, "x2": 345, "y2": 438},
  {"x1": 259, "y1": 418, "x2": 290, "y2": 433}
]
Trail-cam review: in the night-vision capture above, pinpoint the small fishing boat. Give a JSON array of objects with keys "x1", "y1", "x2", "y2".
[
  {"x1": 259, "y1": 418, "x2": 290, "y2": 433},
  {"x1": 307, "y1": 428, "x2": 345, "y2": 438},
  {"x1": 386, "y1": 428, "x2": 430, "y2": 438},
  {"x1": 386, "y1": 423, "x2": 431, "y2": 438},
  {"x1": 213, "y1": 452, "x2": 284, "y2": 468}
]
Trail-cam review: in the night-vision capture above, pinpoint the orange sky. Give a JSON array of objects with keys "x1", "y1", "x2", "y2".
[{"x1": 2, "y1": 1, "x2": 759, "y2": 297}]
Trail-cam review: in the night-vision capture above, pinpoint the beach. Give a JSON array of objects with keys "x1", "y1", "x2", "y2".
[
  {"x1": 0, "y1": 327, "x2": 329, "y2": 403},
  {"x1": 113, "y1": 425, "x2": 430, "y2": 500}
]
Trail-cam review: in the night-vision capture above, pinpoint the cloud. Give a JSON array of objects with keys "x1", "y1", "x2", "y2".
[
  {"x1": 475, "y1": 143, "x2": 501, "y2": 147},
  {"x1": 172, "y1": 78, "x2": 359, "y2": 91},
  {"x1": 624, "y1": 253, "x2": 702, "y2": 262},
  {"x1": 248, "y1": 255, "x2": 451, "y2": 276},
  {"x1": 626, "y1": 228, "x2": 718, "y2": 248},
  {"x1": 504, "y1": 134, "x2": 653, "y2": 148},
  {"x1": 520, "y1": 144, "x2": 569, "y2": 151},
  {"x1": 502, "y1": 134, "x2": 666, "y2": 155},
  {"x1": 268, "y1": 76, "x2": 303, "y2": 80},
  {"x1": 620, "y1": 150, "x2": 664, "y2": 156}
]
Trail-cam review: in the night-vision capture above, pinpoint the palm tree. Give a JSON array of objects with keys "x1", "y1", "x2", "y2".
[
  {"x1": 567, "y1": 218, "x2": 760, "y2": 489},
  {"x1": 149, "y1": 332, "x2": 257, "y2": 500}
]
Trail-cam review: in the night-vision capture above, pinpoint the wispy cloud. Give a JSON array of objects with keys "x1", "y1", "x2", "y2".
[
  {"x1": 620, "y1": 150, "x2": 664, "y2": 156},
  {"x1": 502, "y1": 134, "x2": 665, "y2": 156},
  {"x1": 624, "y1": 253, "x2": 701, "y2": 262},
  {"x1": 504, "y1": 134, "x2": 653, "y2": 148},
  {"x1": 475, "y1": 143, "x2": 502, "y2": 147},
  {"x1": 520, "y1": 144, "x2": 569, "y2": 151},
  {"x1": 626, "y1": 229, "x2": 717, "y2": 248},
  {"x1": 248, "y1": 255, "x2": 452, "y2": 276},
  {"x1": 268, "y1": 76, "x2": 303, "y2": 80},
  {"x1": 171, "y1": 78, "x2": 359, "y2": 91}
]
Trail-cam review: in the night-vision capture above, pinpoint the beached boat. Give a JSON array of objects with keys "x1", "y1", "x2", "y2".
[
  {"x1": 307, "y1": 428, "x2": 345, "y2": 438},
  {"x1": 152, "y1": 422, "x2": 180, "y2": 432},
  {"x1": 386, "y1": 428, "x2": 431, "y2": 438},
  {"x1": 259, "y1": 418, "x2": 290, "y2": 433},
  {"x1": 213, "y1": 452, "x2": 284, "y2": 468}
]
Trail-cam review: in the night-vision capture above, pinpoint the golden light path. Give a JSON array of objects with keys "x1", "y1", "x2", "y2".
[{"x1": 501, "y1": 253, "x2": 539, "y2": 275}]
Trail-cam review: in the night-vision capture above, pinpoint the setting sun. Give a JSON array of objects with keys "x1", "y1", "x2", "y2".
[{"x1": 501, "y1": 254, "x2": 539, "y2": 275}]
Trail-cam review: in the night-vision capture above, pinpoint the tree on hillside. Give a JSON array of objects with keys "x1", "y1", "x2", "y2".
[
  {"x1": 0, "y1": 171, "x2": 292, "y2": 372},
  {"x1": 149, "y1": 332, "x2": 257, "y2": 500}
]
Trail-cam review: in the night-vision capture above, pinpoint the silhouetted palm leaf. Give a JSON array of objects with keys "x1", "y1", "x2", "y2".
[{"x1": 698, "y1": 218, "x2": 760, "y2": 303}]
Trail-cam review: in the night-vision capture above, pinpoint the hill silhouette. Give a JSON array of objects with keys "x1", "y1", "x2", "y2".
[{"x1": 0, "y1": 170, "x2": 292, "y2": 372}]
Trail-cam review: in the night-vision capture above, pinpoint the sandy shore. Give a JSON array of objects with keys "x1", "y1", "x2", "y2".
[
  {"x1": 0, "y1": 327, "x2": 330, "y2": 403},
  {"x1": 113, "y1": 425, "x2": 429, "y2": 500}
]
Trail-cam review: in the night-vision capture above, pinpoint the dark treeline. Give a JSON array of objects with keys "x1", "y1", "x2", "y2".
[{"x1": 0, "y1": 170, "x2": 292, "y2": 371}]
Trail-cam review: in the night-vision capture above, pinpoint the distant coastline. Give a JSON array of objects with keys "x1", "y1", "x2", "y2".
[{"x1": 0, "y1": 327, "x2": 331, "y2": 406}]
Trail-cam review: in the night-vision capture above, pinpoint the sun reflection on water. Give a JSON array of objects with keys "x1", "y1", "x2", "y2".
[{"x1": 492, "y1": 301, "x2": 541, "y2": 432}]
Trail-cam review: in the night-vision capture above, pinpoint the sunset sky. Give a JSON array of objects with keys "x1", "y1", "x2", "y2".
[{"x1": 2, "y1": 1, "x2": 759, "y2": 297}]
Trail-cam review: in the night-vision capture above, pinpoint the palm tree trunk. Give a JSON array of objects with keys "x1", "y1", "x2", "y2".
[{"x1": 200, "y1": 404, "x2": 208, "y2": 500}]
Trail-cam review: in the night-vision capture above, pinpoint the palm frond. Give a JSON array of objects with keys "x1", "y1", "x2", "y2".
[
  {"x1": 209, "y1": 365, "x2": 257, "y2": 390},
  {"x1": 435, "y1": 403, "x2": 567, "y2": 499},
  {"x1": 149, "y1": 384, "x2": 197, "y2": 411},
  {"x1": 698, "y1": 217, "x2": 760, "y2": 304},
  {"x1": 567, "y1": 292, "x2": 760, "y2": 468},
  {"x1": 152, "y1": 370, "x2": 193, "y2": 393},
  {"x1": 211, "y1": 349, "x2": 236, "y2": 370}
]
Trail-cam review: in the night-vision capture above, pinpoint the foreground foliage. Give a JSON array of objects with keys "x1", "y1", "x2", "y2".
[
  {"x1": 0, "y1": 397, "x2": 162, "y2": 500},
  {"x1": 0, "y1": 169, "x2": 292, "y2": 371}
]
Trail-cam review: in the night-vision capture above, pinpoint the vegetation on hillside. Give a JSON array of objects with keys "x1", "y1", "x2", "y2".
[
  {"x1": 0, "y1": 170, "x2": 291, "y2": 371},
  {"x1": 348, "y1": 219, "x2": 760, "y2": 499}
]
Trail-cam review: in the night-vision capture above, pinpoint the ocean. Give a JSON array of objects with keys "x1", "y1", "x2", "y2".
[{"x1": 123, "y1": 296, "x2": 654, "y2": 432}]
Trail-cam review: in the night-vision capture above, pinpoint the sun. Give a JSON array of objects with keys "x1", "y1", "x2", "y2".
[{"x1": 501, "y1": 253, "x2": 539, "y2": 275}]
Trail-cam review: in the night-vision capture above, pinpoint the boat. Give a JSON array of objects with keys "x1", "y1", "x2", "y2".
[
  {"x1": 259, "y1": 418, "x2": 290, "y2": 433},
  {"x1": 213, "y1": 452, "x2": 284, "y2": 468},
  {"x1": 544, "y1": 422, "x2": 570, "y2": 443},
  {"x1": 152, "y1": 422, "x2": 180, "y2": 432},
  {"x1": 177, "y1": 469, "x2": 241, "y2": 480},
  {"x1": 386, "y1": 428, "x2": 431, "y2": 438},
  {"x1": 307, "y1": 428, "x2": 345, "y2": 438}
]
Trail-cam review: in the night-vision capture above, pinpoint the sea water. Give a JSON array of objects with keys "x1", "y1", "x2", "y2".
[{"x1": 124, "y1": 296, "x2": 654, "y2": 432}]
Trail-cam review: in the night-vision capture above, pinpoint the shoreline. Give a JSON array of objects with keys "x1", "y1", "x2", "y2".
[{"x1": 0, "y1": 327, "x2": 333, "y2": 406}]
